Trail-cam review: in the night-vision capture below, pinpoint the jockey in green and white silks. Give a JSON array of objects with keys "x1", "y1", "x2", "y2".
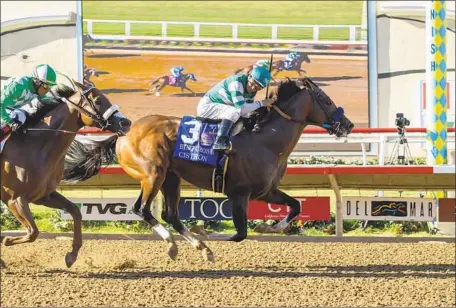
[
  {"x1": 197, "y1": 66, "x2": 274, "y2": 151},
  {"x1": 1, "y1": 64, "x2": 59, "y2": 140}
]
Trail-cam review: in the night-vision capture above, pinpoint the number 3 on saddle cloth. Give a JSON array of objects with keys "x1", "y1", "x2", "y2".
[{"x1": 172, "y1": 115, "x2": 235, "y2": 194}]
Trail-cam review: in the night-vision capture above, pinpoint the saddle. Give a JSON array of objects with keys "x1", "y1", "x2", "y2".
[{"x1": 173, "y1": 114, "x2": 262, "y2": 194}]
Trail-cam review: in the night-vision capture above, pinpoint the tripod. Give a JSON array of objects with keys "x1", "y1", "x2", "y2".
[
  {"x1": 361, "y1": 126, "x2": 414, "y2": 231},
  {"x1": 387, "y1": 126, "x2": 414, "y2": 165}
]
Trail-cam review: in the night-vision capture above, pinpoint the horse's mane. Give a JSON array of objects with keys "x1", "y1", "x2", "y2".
[
  {"x1": 274, "y1": 78, "x2": 302, "y2": 105},
  {"x1": 245, "y1": 77, "x2": 317, "y2": 131},
  {"x1": 51, "y1": 84, "x2": 77, "y2": 100}
]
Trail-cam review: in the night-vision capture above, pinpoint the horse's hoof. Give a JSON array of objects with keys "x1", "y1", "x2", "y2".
[
  {"x1": 2, "y1": 237, "x2": 12, "y2": 246},
  {"x1": 65, "y1": 253, "x2": 77, "y2": 268},
  {"x1": 167, "y1": 243, "x2": 178, "y2": 261},
  {"x1": 189, "y1": 225, "x2": 208, "y2": 239},
  {"x1": 202, "y1": 248, "x2": 215, "y2": 262},
  {"x1": 155, "y1": 92, "x2": 161, "y2": 97},
  {"x1": 253, "y1": 223, "x2": 273, "y2": 234}
]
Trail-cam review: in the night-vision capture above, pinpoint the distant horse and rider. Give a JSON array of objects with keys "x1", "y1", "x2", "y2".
[
  {"x1": 235, "y1": 52, "x2": 311, "y2": 79},
  {"x1": 271, "y1": 51, "x2": 311, "y2": 77},
  {"x1": 149, "y1": 66, "x2": 197, "y2": 96},
  {"x1": 234, "y1": 59, "x2": 276, "y2": 82},
  {"x1": 83, "y1": 64, "x2": 99, "y2": 87},
  {"x1": 63, "y1": 75, "x2": 353, "y2": 263}
]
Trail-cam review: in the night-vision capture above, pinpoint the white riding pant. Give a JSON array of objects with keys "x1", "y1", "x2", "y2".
[{"x1": 197, "y1": 96, "x2": 241, "y2": 123}]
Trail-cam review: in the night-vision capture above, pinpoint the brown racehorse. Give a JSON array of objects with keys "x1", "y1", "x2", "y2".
[
  {"x1": 149, "y1": 73, "x2": 197, "y2": 96},
  {"x1": 63, "y1": 78, "x2": 353, "y2": 262},
  {"x1": 0, "y1": 81, "x2": 131, "y2": 268},
  {"x1": 271, "y1": 53, "x2": 311, "y2": 77}
]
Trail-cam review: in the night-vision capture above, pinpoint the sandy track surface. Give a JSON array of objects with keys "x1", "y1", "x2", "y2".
[
  {"x1": 1, "y1": 239, "x2": 454, "y2": 307},
  {"x1": 84, "y1": 50, "x2": 368, "y2": 152}
]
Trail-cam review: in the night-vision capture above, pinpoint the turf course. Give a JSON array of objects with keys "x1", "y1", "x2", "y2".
[{"x1": 82, "y1": 1, "x2": 364, "y2": 41}]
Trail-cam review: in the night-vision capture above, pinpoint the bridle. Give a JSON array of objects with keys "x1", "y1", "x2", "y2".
[
  {"x1": 267, "y1": 79, "x2": 345, "y2": 136},
  {"x1": 49, "y1": 86, "x2": 119, "y2": 131}
]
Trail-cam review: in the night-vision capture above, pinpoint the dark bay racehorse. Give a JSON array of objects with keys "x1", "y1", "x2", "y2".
[
  {"x1": 0, "y1": 81, "x2": 131, "y2": 268},
  {"x1": 271, "y1": 53, "x2": 311, "y2": 77},
  {"x1": 63, "y1": 78, "x2": 353, "y2": 262},
  {"x1": 149, "y1": 73, "x2": 197, "y2": 96}
]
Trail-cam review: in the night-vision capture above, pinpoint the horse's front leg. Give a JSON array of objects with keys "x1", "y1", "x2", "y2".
[
  {"x1": 208, "y1": 194, "x2": 250, "y2": 242},
  {"x1": 254, "y1": 189, "x2": 301, "y2": 234},
  {"x1": 34, "y1": 191, "x2": 82, "y2": 268},
  {"x1": 184, "y1": 86, "x2": 195, "y2": 95}
]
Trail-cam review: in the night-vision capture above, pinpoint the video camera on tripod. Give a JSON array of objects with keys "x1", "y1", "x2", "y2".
[
  {"x1": 388, "y1": 113, "x2": 414, "y2": 165},
  {"x1": 395, "y1": 113, "x2": 410, "y2": 136}
]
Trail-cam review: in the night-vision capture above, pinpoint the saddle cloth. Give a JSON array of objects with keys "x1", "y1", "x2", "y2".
[
  {"x1": 172, "y1": 115, "x2": 227, "y2": 168},
  {"x1": 169, "y1": 76, "x2": 180, "y2": 86}
]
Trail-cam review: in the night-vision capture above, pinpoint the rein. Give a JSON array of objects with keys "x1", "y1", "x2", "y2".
[
  {"x1": 267, "y1": 79, "x2": 344, "y2": 135},
  {"x1": 24, "y1": 128, "x2": 78, "y2": 135},
  {"x1": 20, "y1": 87, "x2": 119, "y2": 136}
]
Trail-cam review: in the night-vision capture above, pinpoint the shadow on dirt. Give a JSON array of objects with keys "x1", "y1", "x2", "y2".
[
  {"x1": 101, "y1": 88, "x2": 148, "y2": 95},
  {"x1": 86, "y1": 54, "x2": 138, "y2": 59},
  {"x1": 44, "y1": 263, "x2": 455, "y2": 280},
  {"x1": 169, "y1": 92, "x2": 206, "y2": 98}
]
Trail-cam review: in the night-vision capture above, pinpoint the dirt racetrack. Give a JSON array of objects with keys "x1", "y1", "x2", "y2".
[
  {"x1": 84, "y1": 49, "x2": 368, "y2": 152},
  {"x1": 1, "y1": 239, "x2": 454, "y2": 307},
  {"x1": 84, "y1": 50, "x2": 368, "y2": 126}
]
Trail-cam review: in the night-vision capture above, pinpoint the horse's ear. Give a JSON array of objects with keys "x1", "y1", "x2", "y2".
[{"x1": 73, "y1": 79, "x2": 84, "y2": 90}]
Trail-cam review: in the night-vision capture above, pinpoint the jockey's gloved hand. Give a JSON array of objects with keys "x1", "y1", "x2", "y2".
[
  {"x1": 9, "y1": 109, "x2": 26, "y2": 126},
  {"x1": 262, "y1": 98, "x2": 275, "y2": 108}
]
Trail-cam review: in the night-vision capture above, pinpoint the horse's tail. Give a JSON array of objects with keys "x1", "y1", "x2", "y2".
[
  {"x1": 62, "y1": 134, "x2": 119, "y2": 183},
  {"x1": 234, "y1": 68, "x2": 243, "y2": 74}
]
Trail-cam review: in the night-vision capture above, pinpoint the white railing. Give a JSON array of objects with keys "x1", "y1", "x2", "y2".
[
  {"x1": 83, "y1": 19, "x2": 365, "y2": 43},
  {"x1": 77, "y1": 128, "x2": 456, "y2": 165}
]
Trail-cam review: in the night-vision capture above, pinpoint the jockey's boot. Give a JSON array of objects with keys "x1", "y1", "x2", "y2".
[{"x1": 213, "y1": 119, "x2": 234, "y2": 152}]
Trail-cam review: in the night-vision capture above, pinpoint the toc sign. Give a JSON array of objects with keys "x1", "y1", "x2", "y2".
[
  {"x1": 343, "y1": 197, "x2": 436, "y2": 222},
  {"x1": 179, "y1": 197, "x2": 330, "y2": 221}
]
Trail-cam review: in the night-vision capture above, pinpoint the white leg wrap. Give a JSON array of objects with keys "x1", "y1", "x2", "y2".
[{"x1": 153, "y1": 224, "x2": 172, "y2": 242}]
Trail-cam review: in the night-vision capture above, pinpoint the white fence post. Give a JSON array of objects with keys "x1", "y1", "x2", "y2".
[
  {"x1": 194, "y1": 23, "x2": 200, "y2": 38},
  {"x1": 87, "y1": 20, "x2": 93, "y2": 34},
  {"x1": 161, "y1": 22, "x2": 167, "y2": 37},
  {"x1": 232, "y1": 24, "x2": 238, "y2": 39},
  {"x1": 125, "y1": 21, "x2": 131, "y2": 36},
  {"x1": 271, "y1": 25, "x2": 278, "y2": 40},
  {"x1": 349, "y1": 26, "x2": 356, "y2": 41},
  {"x1": 313, "y1": 25, "x2": 319, "y2": 41}
]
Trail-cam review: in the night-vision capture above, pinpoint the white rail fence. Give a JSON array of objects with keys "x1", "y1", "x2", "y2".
[
  {"x1": 83, "y1": 19, "x2": 366, "y2": 44},
  {"x1": 78, "y1": 129, "x2": 456, "y2": 165}
]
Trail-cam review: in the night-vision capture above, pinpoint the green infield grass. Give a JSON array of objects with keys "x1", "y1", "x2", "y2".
[{"x1": 82, "y1": 1, "x2": 364, "y2": 41}]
